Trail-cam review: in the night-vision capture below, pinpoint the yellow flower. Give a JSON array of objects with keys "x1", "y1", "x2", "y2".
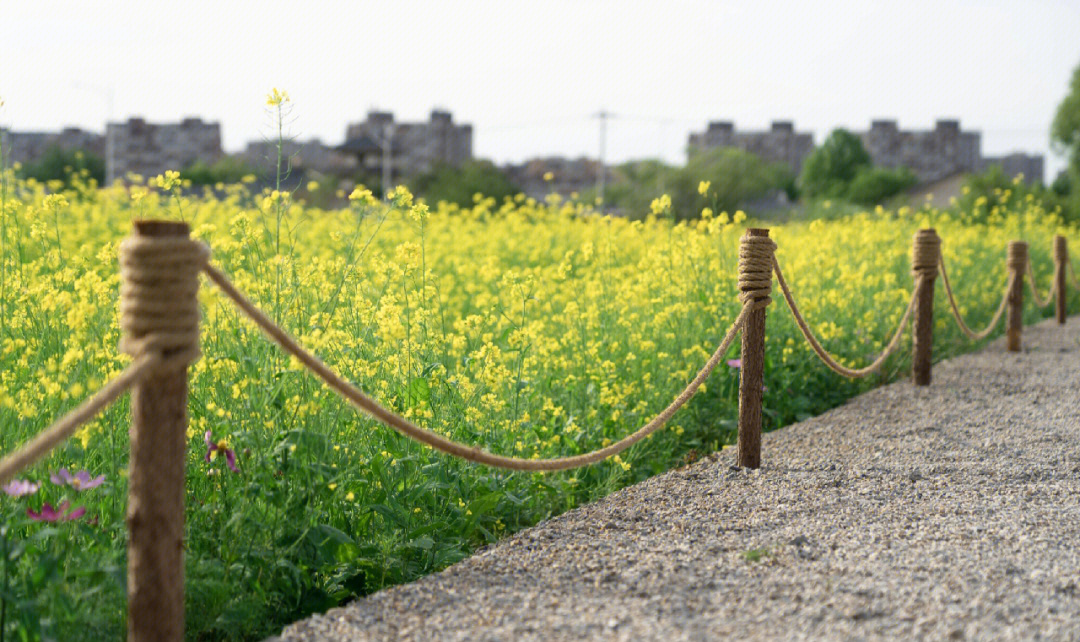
[
  {"x1": 266, "y1": 87, "x2": 290, "y2": 106},
  {"x1": 348, "y1": 186, "x2": 377, "y2": 206},
  {"x1": 389, "y1": 185, "x2": 413, "y2": 207},
  {"x1": 698, "y1": 180, "x2": 710, "y2": 196},
  {"x1": 650, "y1": 194, "x2": 672, "y2": 216},
  {"x1": 153, "y1": 170, "x2": 181, "y2": 191},
  {"x1": 43, "y1": 194, "x2": 69, "y2": 210},
  {"x1": 543, "y1": 172, "x2": 554, "y2": 181}
]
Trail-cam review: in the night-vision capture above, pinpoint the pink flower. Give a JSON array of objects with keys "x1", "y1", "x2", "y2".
[
  {"x1": 727, "y1": 359, "x2": 741, "y2": 369},
  {"x1": 27, "y1": 501, "x2": 86, "y2": 522},
  {"x1": 204, "y1": 431, "x2": 238, "y2": 472},
  {"x1": 50, "y1": 469, "x2": 105, "y2": 491},
  {"x1": 2, "y1": 479, "x2": 40, "y2": 497}
]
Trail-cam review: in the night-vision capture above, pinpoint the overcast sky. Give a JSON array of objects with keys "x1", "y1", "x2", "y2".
[{"x1": 2, "y1": 0, "x2": 1079, "y2": 177}]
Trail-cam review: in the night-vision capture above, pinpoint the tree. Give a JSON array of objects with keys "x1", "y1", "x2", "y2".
[
  {"x1": 1051, "y1": 61, "x2": 1080, "y2": 178},
  {"x1": 846, "y1": 166, "x2": 917, "y2": 205},
  {"x1": 671, "y1": 147, "x2": 792, "y2": 218},
  {"x1": 18, "y1": 146, "x2": 104, "y2": 186},
  {"x1": 410, "y1": 161, "x2": 520, "y2": 207},
  {"x1": 601, "y1": 150, "x2": 791, "y2": 220},
  {"x1": 598, "y1": 159, "x2": 673, "y2": 216},
  {"x1": 799, "y1": 129, "x2": 871, "y2": 199},
  {"x1": 183, "y1": 156, "x2": 259, "y2": 185}
]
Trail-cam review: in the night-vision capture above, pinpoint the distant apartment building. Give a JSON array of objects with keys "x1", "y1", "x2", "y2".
[
  {"x1": 858, "y1": 119, "x2": 981, "y2": 183},
  {"x1": 0, "y1": 127, "x2": 104, "y2": 166},
  {"x1": 106, "y1": 117, "x2": 223, "y2": 179},
  {"x1": 687, "y1": 121, "x2": 814, "y2": 175},
  {"x1": 502, "y1": 157, "x2": 610, "y2": 201},
  {"x1": 858, "y1": 119, "x2": 1044, "y2": 184},
  {"x1": 978, "y1": 152, "x2": 1044, "y2": 184},
  {"x1": 240, "y1": 139, "x2": 357, "y2": 176},
  {"x1": 340, "y1": 109, "x2": 472, "y2": 180}
]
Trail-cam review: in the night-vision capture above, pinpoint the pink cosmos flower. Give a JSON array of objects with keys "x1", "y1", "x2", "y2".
[
  {"x1": 727, "y1": 359, "x2": 741, "y2": 369},
  {"x1": 50, "y1": 469, "x2": 105, "y2": 491},
  {"x1": 2, "y1": 479, "x2": 40, "y2": 497},
  {"x1": 27, "y1": 501, "x2": 86, "y2": 522},
  {"x1": 204, "y1": 431, "x2": 238, "y2": 472}
]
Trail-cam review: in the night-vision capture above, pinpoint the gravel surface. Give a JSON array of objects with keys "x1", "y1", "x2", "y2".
[{"x1": 275, "y1": 316, "x2": 1080, "y2": 641}]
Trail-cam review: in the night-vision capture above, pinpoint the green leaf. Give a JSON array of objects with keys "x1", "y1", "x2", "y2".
[{"x1": 408, "y1": 376, "x2": 431, "y2": 404}]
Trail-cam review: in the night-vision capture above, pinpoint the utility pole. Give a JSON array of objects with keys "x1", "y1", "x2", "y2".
[
  {"x1": 380, "y1": 122, "x2": 393, "y2": 198},
  {"x1": 593, "y1": 110, "x2": 611, "y2": 205}
]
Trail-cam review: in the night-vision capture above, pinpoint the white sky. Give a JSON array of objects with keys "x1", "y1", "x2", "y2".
[{"x1": 2, "y1": 0, "x2": 1079, "y2": 178}]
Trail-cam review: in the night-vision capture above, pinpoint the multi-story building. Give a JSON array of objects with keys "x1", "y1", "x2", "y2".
[
  {"x1": 340, "y1": 110, "x2": 472, "y2": 180},
  {"x1": 858, "y1": 119, "x2": 982, "y2": 183},
  {"x1": 978, "y1": 152, "x2": 1044, "y2": 184},
  {"x1": 106, "y1": 117, "x2": 223, "y2": 179},
  {"x1": 0, "y1": 127, "x2": 105, "y2": 166},
  {"x1": 240, "y1": 139, "x2": 357, "y2": 177},
  {"x1": 687, "y1": 121, "x2": 815, "y2": 175}
]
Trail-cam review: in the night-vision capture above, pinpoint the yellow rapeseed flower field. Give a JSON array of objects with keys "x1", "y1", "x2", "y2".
[{"x1": 0, "y1": 166, "x2": 1075, "y2": 639}]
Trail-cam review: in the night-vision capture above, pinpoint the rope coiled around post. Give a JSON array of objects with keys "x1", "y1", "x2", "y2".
[
  {"x1": 119, "y1": 235, "x2": 210, "y2": 367},
  {"x1": 1007, "y1": 241, "x2": 1028, "y2": 272},
  {"x1": 911, "y1": 228, "x2": 941, "y2": 280},
  {"x1": 202, "y1": 264, "x2": 751, "y2": 472},
  {"x1": 738, "y1": 234, "x2": 776, "y2": 310}
]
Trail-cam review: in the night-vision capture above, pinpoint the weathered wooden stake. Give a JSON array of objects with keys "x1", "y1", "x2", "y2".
[
  {"x1": 1006, "y1": 241, "x2": 1027, "y2": 352},
  {"x1": 911, "y1": 229, "x2": 939, "y2": 386},
  {"x1": 737, "y1": 228, "x2": 771, "y2": 469},
  {"x1": 126, "y1": 221, "x2": 194, "y2": 642},
  {"x1": 1054, "y1": 235, "x2": 1067, "y2": 325}
]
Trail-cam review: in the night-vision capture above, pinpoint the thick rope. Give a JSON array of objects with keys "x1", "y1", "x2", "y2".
[
  {"x1": 772, "y1": 257, "x2": 915, "y2": 378},
  {"x1": 0, "y1": 356, "x2": 159, "y2": 486},
  {"x1": 938, "y1": 253, "x2": 1014, "y2": 342},
  {"x1": 203, "y1": 264, "x2": 750, "y2": 472},
  {"x1": 1007, "y1": 241, "x2": 1028, "y2": 272},
  {"x1": 911, "y1": 229, "x2": 941, "y2": 279},
  {"x1": 738, "y1": 234, "x2": 776, "y2": 310},
  {"x1": 119, "y1": 236, "x2": 209, "y2": 361},
  {"x1": 1025, "y1": 261, "x2": 1054, "y2": 308}
]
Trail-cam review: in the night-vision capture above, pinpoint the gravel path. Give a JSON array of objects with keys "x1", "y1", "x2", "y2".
[{"x1": 275, "y1": 316, "x2": 1080, "y2": 641}]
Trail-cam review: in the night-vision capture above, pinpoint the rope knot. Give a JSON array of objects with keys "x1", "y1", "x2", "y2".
[
  {"x1": 119, "y1": 231, "x2": 210, "y2": 368},
  {"x1": 911, "y1": 228, "x2": 941, "y2": 278},
  {"x1": 1007, "y1": 241, "x2": 1028, "y2": 272},
  {"x1": 1053, "y1": 235, "x2": 1068, "y2": 264},
  {"x1": 738, "y1": 231, "x2": 776, "y2": 310}
]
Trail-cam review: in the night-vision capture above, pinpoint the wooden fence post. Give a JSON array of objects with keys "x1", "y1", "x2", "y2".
[
  {"x1": 911, "y1": 228, "x2": 939, "y2": 386},
  {"x1": 737, "y1": 228, "x2": 773, "y2": 469},
  {"x1": 122, "y1": 221, "x2": 200, "y2": 642},
  {"x1": 1054, "y1": 235, "x2": 1067, "y2": 325},
  {"x1": 1006, "y1": 241, "x2": 1027, "y2": 352}
]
